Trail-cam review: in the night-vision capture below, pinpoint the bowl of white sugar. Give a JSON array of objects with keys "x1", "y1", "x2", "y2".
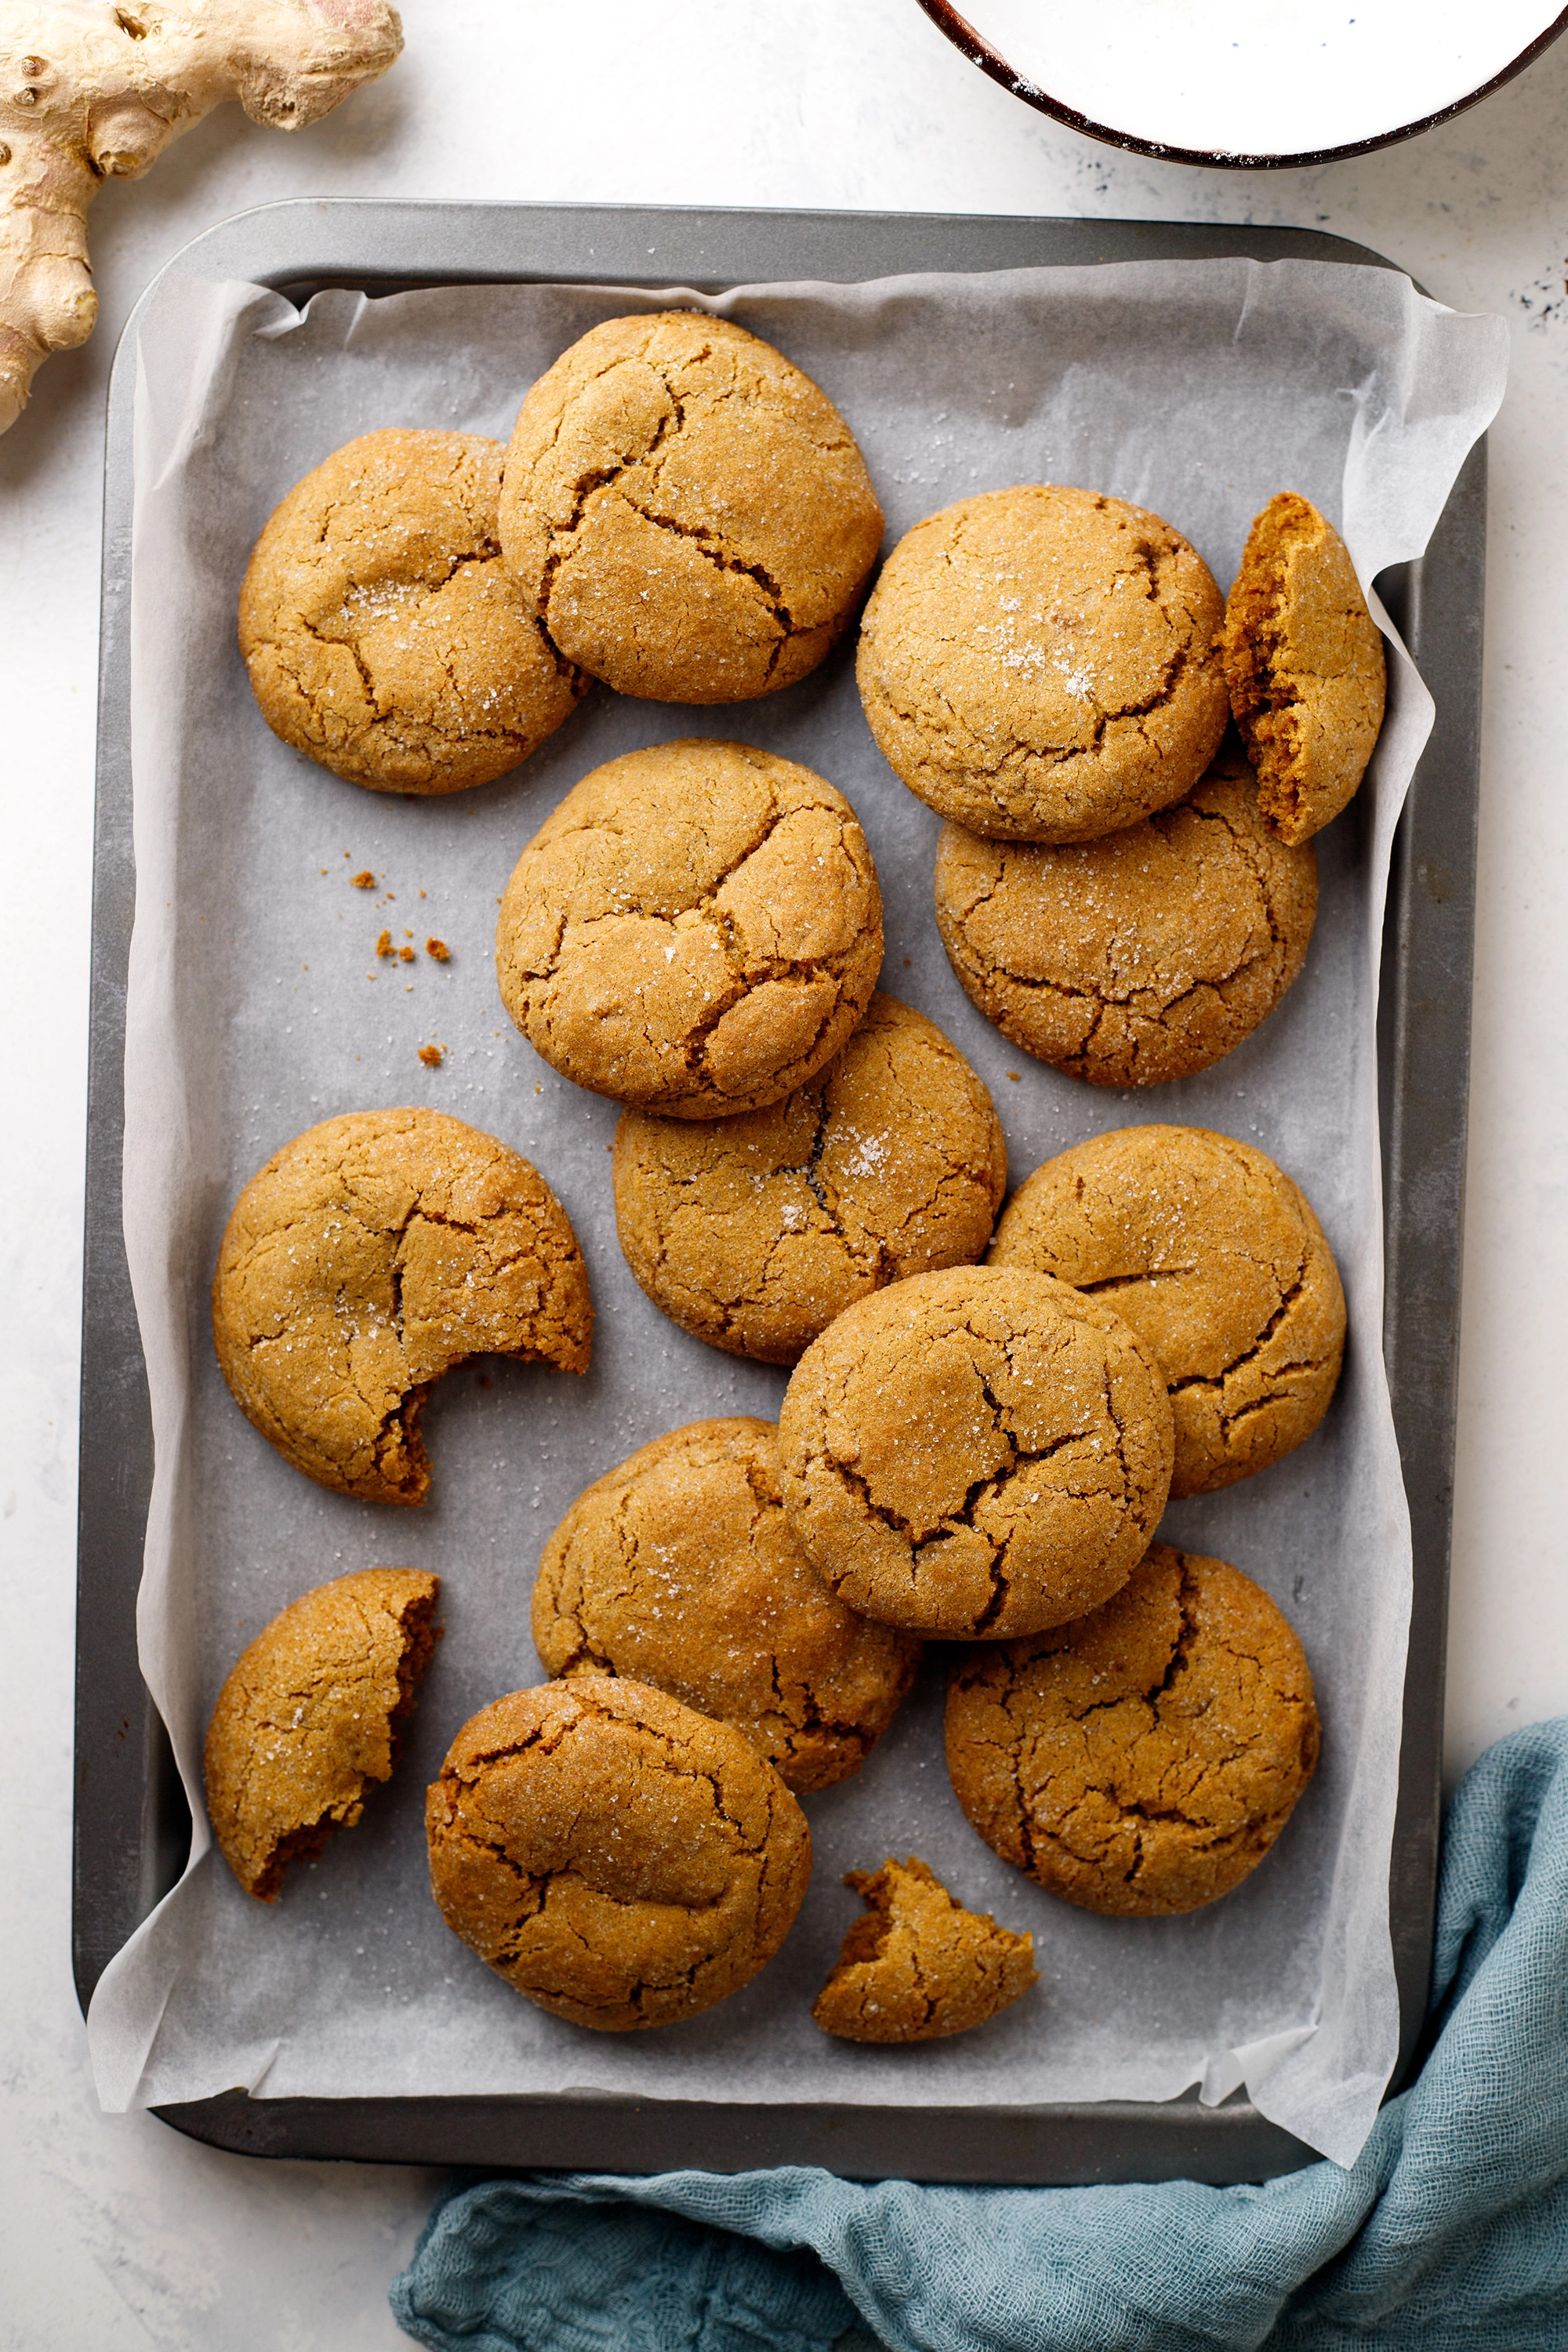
[{"x1": 918, "y1": 0, "x2": 1568, "y2": 165}]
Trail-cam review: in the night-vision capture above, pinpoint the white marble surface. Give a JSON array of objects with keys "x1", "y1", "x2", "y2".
[{"x1": 4, "y1": 2, "x2": 1566, "y2": 2342}]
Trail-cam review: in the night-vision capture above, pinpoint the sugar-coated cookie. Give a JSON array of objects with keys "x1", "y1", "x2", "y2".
[
  {"x1": 426, "y1": 1676, "x2": 812, "y2": 2031},
  {"x1": 212, "y1": 1109, "x2": 591, "y2": 1506},
  {"x1": 932, "y1": 744, "x2": 1317, "y2": 1087},
  {"x1": 857, "y1": 485, "x2": 1229, "y2": 842},
  {"x1": 239, "y1": 429, "x2": 583, "y2": 793},
  {"x1": 495, "y1": 739, "x2": 883, "y2": 1118},
  {"x1": 1222, "y1": 492, "x2": 1386, "y2": 845},
  {"x1": 204, "y1": 1567, "x2": 440, "y2": 1901},
  {"x1": 811, "y1": 1855, "x2": 1037, "y2": 2042},
  {"x1": 612, "y1": 993, "x2": 1006, "y2": 1363},
  {"x1": 532, "y1": 1417, "x2": 920, "y2": 1792},
  {"x1": 946, "y1": 1544, "x2": 1319, "y2": 1916},
  {"x1": 776, "y1": 1265, "x2": 1174, "y2": 1641},
  {"x1": 989, "y1": 1125, "x2": 1346, "y2": 1497},
  {"x1": 498, "y1": 311, "x2": 884, "y2": 703}
]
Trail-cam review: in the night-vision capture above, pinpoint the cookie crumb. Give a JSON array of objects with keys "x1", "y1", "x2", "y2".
[
  {"x1": 419, "y1": 1044, "x2": 443, "y2": 1068},
  {"x1": 426, "y1": 938, "x2": 451, "y2": 961},
  {"x1": 376, "y1": 930, "x2": 394, "y2": 957},
  {"x1": 399, "y1": 946, "x2": 416, "y2": 964},
  {"x1": 1007, "y1": 1070, "x2": 1021, "y2": 1081},
  {"x1": 351, "y1": 870, "x2": 375, "y2": 888}
]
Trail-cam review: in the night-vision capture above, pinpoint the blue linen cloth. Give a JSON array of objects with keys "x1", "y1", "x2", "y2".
[{"x1": 391, "y1": 1718, "x2": 1568, "y2": 2351}]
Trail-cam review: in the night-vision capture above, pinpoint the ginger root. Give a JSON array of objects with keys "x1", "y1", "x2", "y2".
[{"x1": 0, "y1": 1, "x2": 403, "y2": 434}]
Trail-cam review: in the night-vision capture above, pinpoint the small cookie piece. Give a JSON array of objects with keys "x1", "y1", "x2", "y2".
[
  {"x1": 426, "y1": 1677, "x2": 812, "y2": 2031},
  {"x1": 776, "y1": 1265, "x2": 1174, "y2": 1641},
  {"x1": 989, "y1": 1126, "x2": 1346, "y2": 1497},
  {"x1": 811, "y1": 1856, "x2": 1037, "y2": 2043},
  {"x1": 205, "y1": 1567, "x2": 440, "y2": 1901},
  {"x1": 212, "y1": 1109, "x2": 591, "y2": 1507},
  {"x1": 239, "y1": 429, "x2": 584, "y2": 793},
  {"x1": 946, "y1": 1543, "x2": 1319, "y2": 1916},
  {"x1": 1222, "y1": 492, "x2": 1387, "y2": 845},
  {"x1": 495, "y1": 739, "x2": 883, "y2": 1119},
  {"x1": 857, "y1": 485, "x2": 1229, "y2": 843},
  {"x1": 612, "y1": 993, "x2": 1007, "y2": 1363},
  {"x1": 499, "y1": 310, "x2": 884, "y2": 703},
  {"x1": 933, "y1": 746, "x2": 1317, "y2": 1087},
  {"x1": 534, "y1": 1418, "x2": 920, "y2": 1791}
]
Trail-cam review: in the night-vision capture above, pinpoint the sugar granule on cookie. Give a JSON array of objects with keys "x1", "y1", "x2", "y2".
[
  {"x1": 533, "y1": 1417, "x2": 921, "y2": 1791},
  {"x1": 1221, "y1": 492, "x2": 1386, "y2": 845},
  {"x1": 612, "y1": 993, "x2": 1007, "y2": 1363},
  {"x1": 204, "y1": 1567, "x2": 440, "y2": 1902},
  {"x1": 498, "y1": 310, "x2": 884, "y2": 704},
  {"x1": 426, "y1": 1676, "x2": 812, "y2": 2031},
  {"x1": 495, "y1": 739, "x2": 882, "y2": 1120},
  {"x1": 946, "y1": 1543, "x2": 1319, "y2": 1916},
  {"x1": 933, "y1": 743, "x2": 1317, "y2": 1087},
  {"x1": 858, "y1": 485, "x2": 1229, "y2": 843},
  {"x1": 990, "y1": 1124, "x2": 1346, "y2": 1497},
  {"x1": 776, "y1": 1265, "x2": 1174, "y2": 1640},
  {"x1": 811, "y1": 1855, "x2": 1036, "y2": 2042},
  {"x1": 212, "y1": 1108, "x2": 591, "y2": 1506},
  {"x1": 240, "y1": 428, "x2": 586, "y2": 794}
]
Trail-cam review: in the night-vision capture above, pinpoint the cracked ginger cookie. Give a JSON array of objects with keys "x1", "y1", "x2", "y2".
[
  {"x1": 776, "y1": 1265, "x2": 1174, "y2": 1641},
  {"x1": 495, "y1": 739, "x2": 883, "y2": 1118},
  {"x1": 857, "y1": 485, "x2": 1229, "y2": 843},
  {"x1": 239, "y1": 429, "x2": 584, "y2": 793},
  {"x1": 212, "y1": 1109, "x2": 591, "y2": 1507},
  {"x1": 933, "y1": 743, "x2": 1317, "y2": 1087},
  {"x1": 812, "y1": 1856, "x2": 1036, "y2": 2042},
  {"x1": 533, "y1": 1417, "x2": 920, "y2": 1793},
  {"x1": 1222, "y1": 492, "x2": 1386, "y2": 846},
  {"x1": 989, "y1": 1125, "x2": 1345, "y2": 1499},
  {"x1": 497, "y1": 310, "x2": 884, "y2": 703},
  {"x1": 946, "y1": 1543, "x2": 1319, "y2": 1916},
  {"x1": 426, "y1": 1676, "x2": 812, "y2": 2031},
  {"x1": 612, "y1": 992, "x2": 1007, "y2": 1363},
  {"x1": 205, "y1": 1567, "x2": 440, "y2": 1901}
]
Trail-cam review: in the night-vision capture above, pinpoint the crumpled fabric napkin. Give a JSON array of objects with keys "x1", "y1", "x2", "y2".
[{"x1": 390, "y1": 1717, "x2": 1568, "y2": 2352}]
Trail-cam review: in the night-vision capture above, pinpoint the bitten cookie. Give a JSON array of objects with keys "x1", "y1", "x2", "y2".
[
  {"x1": 532, "y1": 1417, "x2": 920, "y2": 1791},
  {"x1": 238, "y1": 429, "x2": 584, "y2": 793},
  {"x1": 989, "y1": 1125, "x2": 1346, "y2": 1497},
  {"x1": 946, "y1": 1543, "x2": 1319, "y2": 1916},
  {"x1": 498, "y1": 310, "x2": 884, "y2": 703},
  {"x1": 933, "y1": 744, "x2": 1317, "y2": 1087},
  {"x1": 495, "y1": 739, "x2": 883, "y2": 1118},
  {"x1": 776, "y1": 1265, "x2": 1174, "y2": 1641},
  {"x1": 212, "y1": 1109, "x2": 591, "y2": 1507},
  {"x1": 1222, "y1": 492, "x2": 1387, "y2": 845},
  {"x1": 612, "y1": 993, "x2": 1007, "y2": 1363},
  {"x1": 426, "y1": 1676, "x2": 812, "y2": 2031},
  {"x1": 857, "y1": 485, "x2": 1229, "y2": 842},
  {"x1": 811, "y1": 1856, "x2": 1037, "y2": 2043},
  {"x1": 205, "y1": 1567, "x2": 440, "y2": 1901}
]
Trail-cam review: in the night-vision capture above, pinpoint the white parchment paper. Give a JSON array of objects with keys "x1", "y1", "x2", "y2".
[{"x1": 87, "y1": 259, "x2": 1507, "y2": 2167}]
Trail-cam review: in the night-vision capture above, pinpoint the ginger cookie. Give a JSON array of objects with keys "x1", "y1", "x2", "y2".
[
  {"x1": 498, "y1": 310, "x2": 884, "y2": 704},
  {"x1": 776, "y1": 1265, "x2": 1174, "y2": 1641},
  {"x1": 811, "y1": 1856, "x2": 1036, "y2": 2043},
  {"x1": 1222, "y1": 492, "x2": 1386, "y2": 845},
  {"x1": 533, "y1": 1417, "x2": 920, "y2": 1792},
  {"x1": 205, "y1": 1567, "x2": 440, "y2": 1902},
  {"x1": 212, "y1": 1109, "x2": 591, "y2": 1507},
  {"x1": 857, "y1": 485, "x2": 1229, "y2": 843},
  {"x1": 989, "y1": 1125, "x2": 1346, "y2": 1498},
  {"x1": 426, "y1": 1676, "x2": 812, "y2": 2031},
  {"x1": 495, "y1": 739, "x2": 883, "y2": 1119},
  {"x1": 946, "y1": 1543, "x2": 1319, "y2": 1916},
  {"x1": 612, "y1": 993, "x2": 1006, "y2": 1363},
  {"x1": 933, "y1": 743, "x2": 1317, "y2": 1087},
  {"x1": 239, "y1": 429, "x2": 584, "y2": 793}
]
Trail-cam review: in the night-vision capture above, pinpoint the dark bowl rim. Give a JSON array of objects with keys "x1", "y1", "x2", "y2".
[{"x1": 916, "y1": 0, "x2": 1568, "y2": 169}]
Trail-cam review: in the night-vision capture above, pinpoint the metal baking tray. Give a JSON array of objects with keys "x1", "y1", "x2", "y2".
[{"x1": 74, "y1": 200, "x2": 1482, "y2": 2183}]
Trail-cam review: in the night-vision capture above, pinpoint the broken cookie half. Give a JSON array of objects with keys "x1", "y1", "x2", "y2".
[
  {"x1": 812, "y1": 1855, "x2": 1036, "y2": 2042},
  {"x1": 205, "y1": 1567, "x2": 440, "y2": 1901}
]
